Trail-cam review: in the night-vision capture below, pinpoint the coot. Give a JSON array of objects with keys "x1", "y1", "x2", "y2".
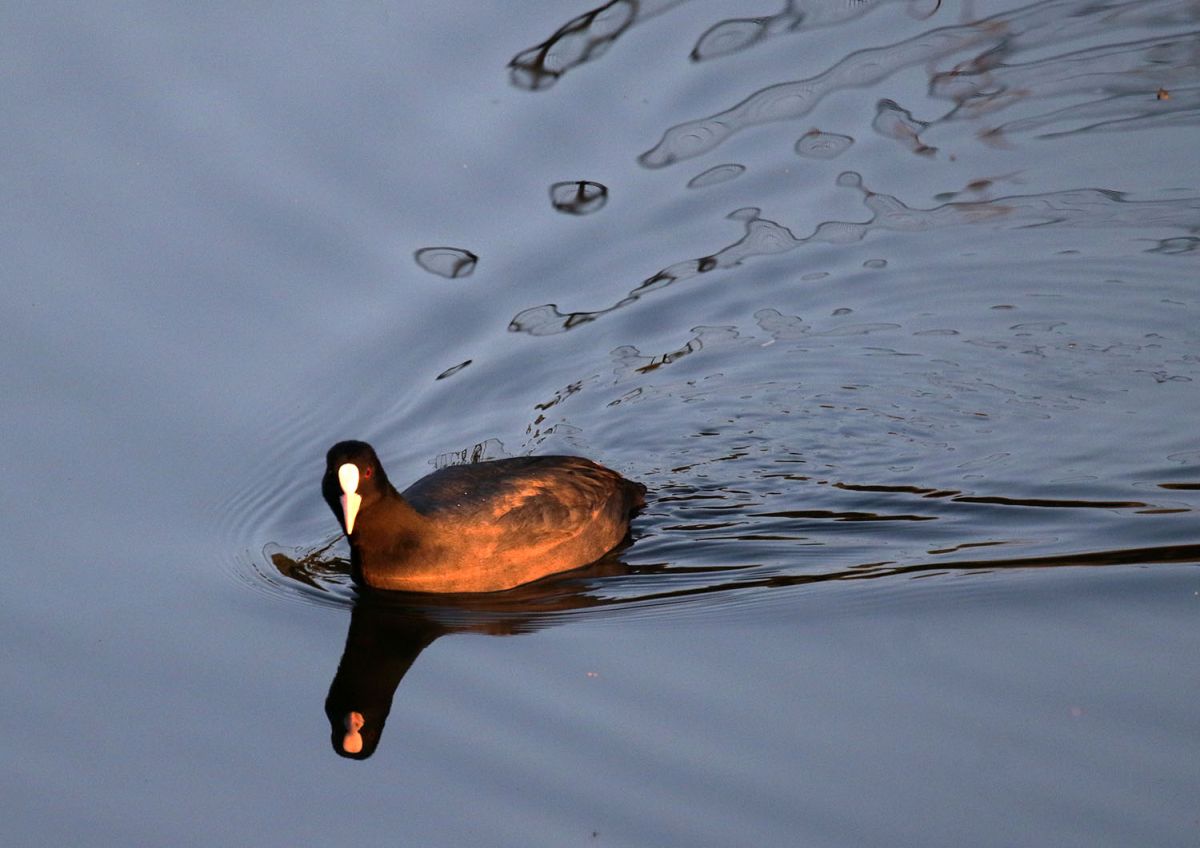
[{"x1": 322, "y1": 440, "x2": 645, "y2": 592}]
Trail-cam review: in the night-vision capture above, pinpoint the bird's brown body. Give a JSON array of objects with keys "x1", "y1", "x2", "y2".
[{"x1": 323, "y1": 442, "x2": 644, "y2": 593}]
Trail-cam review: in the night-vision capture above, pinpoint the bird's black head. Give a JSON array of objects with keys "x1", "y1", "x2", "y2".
[{"x1": 322, "y1": 440, "x2": 392, "y2": 535}]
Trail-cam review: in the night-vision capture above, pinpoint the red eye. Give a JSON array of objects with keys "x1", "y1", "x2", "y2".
[{"x1": 362, "y1": 466, "x2": 373, "y2": 479}]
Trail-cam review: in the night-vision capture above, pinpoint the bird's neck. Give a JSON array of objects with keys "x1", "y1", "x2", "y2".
[{"x1": 348, "y1": 492, "x2": 426, "y2": 583}]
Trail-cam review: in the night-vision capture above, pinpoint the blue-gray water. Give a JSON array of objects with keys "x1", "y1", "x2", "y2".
[{"x1": 3, "y1": 1, "x2": 1198, "y2": 845}]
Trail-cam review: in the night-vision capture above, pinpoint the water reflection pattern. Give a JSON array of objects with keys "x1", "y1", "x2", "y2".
[
  {"x1": 509, "y1": 0, "x2": 679, "y2": 91},
  {"x1": 512, "y1": 0, "x2": 944, "y2": 82},
  {"x1": 640, "y1": 0, "x2": 1197, "y2": 167},
  {"x1": 933, "y1": 29, "x2": 1200, "y2": 141},
  {"x1": 509, "y1": 176, "x2": 1200, "y2": 336},
  {"x1": 690, "y1": 0, "x2": 943, "y2": 63}
]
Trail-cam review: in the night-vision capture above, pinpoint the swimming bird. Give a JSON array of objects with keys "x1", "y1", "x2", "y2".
[{"x1": 322, "y1": 440, "x2": 645, "y2": 593}]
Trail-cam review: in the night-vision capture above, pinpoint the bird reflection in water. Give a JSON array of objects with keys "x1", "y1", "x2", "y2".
[
  {"x1": 322, "y1": 596, "x2": 442, "y2": 759},
  {"x1": 271, "y1": 551, "x2": 633, "y2": 759}
]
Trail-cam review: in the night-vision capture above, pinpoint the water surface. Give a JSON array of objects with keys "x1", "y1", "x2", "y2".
[{"x1": 3, "y1": 1, "x2": 1198, "y2": 845}]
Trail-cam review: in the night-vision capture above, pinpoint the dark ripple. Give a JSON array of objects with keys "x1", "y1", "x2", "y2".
[
  {"x1": 752, "y1": 509, "x2": 939, "y2": 522},
  {"x1": 435, "y1": 359, "x2": 472, "y2": 380},
  {"x1": 687, "y1": 163, "x2": 746, "y2": 189},
  {"x1": 414, "y1": 247, "x2": 478, "y2": 279},
  {"x1": 951, "y1": 495, "x2": 1148, "y2": 509},
  {"x1": 508, "y1": 0, "x2": 642, "y2": 91},
  {"x1": 794, "y1": 129, "x2": 854, "y2": 159},
  {"x1": 872, "y1": 99, "x2": 936, "y2": 156},
  {"x1": 549, "y1": 180, "x2": 608, "y2": 215}
]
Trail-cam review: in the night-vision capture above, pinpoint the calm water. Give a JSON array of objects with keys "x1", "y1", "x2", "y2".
[{"x1": 4, "y1": 1, "x2": 1199, "y2": 845}]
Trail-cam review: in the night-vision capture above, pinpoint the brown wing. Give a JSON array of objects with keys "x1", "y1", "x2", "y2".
[{"x1": 401, "y1": 456, "x2": 638, "y2": 545}]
